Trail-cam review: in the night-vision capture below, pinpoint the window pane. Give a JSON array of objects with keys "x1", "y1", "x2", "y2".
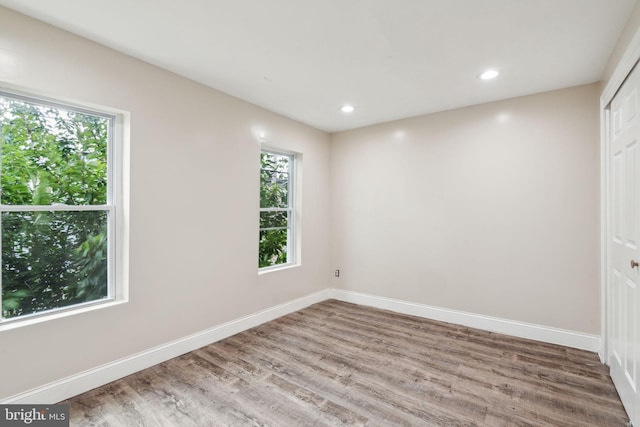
[
  {"x1": 1, "y1": 210, "x2": 108, "y2": 319},
  {"x1": 0, "y1": 96, "x2": 109, "y2": 205},
  {"x1": 260, "y1": 211, "x2": 288, "y2": 229},
  {"x1": 260, "y1": 152, "x2": 289, "y2": 208},
  {"x1": 259, "y1": 228, "x2": 288, "y2": 268}
]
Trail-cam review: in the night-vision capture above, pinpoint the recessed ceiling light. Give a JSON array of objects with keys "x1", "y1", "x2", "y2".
[
  {"x1": 341, "y1": 105, "x2": 355, "y2": 113},
  {"x1": 479, "y1": 69, "x2": 500, "y2": 80}
]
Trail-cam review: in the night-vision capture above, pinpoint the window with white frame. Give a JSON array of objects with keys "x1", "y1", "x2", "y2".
[
  {"x1": 0, "y1": 90, "x2": 121, "y2": 322},
  {"x1": 259, "y1": 149, "x2": 295, "y2": 269}
]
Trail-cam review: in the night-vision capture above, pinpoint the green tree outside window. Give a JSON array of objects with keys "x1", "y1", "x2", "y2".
[
  {"x1": 259, "y1": 150, "x2": 293, "y2": 268},
  {"x1": 0, "y1": 94, "x2": 110, "y2": 320}
]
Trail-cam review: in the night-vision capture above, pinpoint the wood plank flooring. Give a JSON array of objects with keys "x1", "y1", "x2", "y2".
[{"x1": 63, "y1": 300, "x2": 629, "y2": 426}]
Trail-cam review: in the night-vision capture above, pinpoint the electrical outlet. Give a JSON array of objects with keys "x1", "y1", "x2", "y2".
[{"x1": 334, "y1": 269, "x2": 340, "y2": 278}]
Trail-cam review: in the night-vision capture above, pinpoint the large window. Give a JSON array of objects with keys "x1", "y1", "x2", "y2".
[
  {"x1": 0, "y1": 90, "x2": 120, "y2": 323},
  {"x1": 259, "y1": 149, "x2": 295, "y2": 269}
]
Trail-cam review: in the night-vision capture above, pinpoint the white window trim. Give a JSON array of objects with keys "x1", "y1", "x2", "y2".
[
  {"x1": 259, "y1": 147, "x2": 299, "y2": 272},
  {"x1": 0, "y1": 86, "x2": 129, "y2": 331}
]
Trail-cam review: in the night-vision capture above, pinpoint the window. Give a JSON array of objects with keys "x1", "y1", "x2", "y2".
[
  {"x1": 259, "y1": 149, "x2": 295, "y2": 269},
  {"x1": 0, "y1": 90, "x2": 122, "y2": 323}
]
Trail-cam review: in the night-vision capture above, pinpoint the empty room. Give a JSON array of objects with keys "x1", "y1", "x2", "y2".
[{"x1": 1, "y1": 0, "x2": 639, "y2": 425}]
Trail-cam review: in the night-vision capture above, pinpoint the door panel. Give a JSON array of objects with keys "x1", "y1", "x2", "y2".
[
  {"x1": 614, "y1": 151, "x2": 623, "y2": 243},
  {"x1": 612, "y1": 269, "x2": 622, "y2": 367},
  {"x1": 626, "y1": 141, "x2": 638, "y2": 248}
]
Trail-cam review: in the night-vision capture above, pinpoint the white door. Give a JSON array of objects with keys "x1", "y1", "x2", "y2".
[{"x1": 610, "y1": 61, "x2": 640, "y2": 426}]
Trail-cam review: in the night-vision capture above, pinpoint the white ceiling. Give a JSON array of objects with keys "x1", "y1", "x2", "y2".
[{"x1": 0, "y1": 0, "x2": 636, "y2": 132}]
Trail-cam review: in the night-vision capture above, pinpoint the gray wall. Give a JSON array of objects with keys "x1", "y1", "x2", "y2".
[{"x1": 331, "y1": 84, "x2": 600, "y2": 333}]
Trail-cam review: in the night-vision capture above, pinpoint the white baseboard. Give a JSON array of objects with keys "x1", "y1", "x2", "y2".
[
  {"x1": 1, "y1": 289, "x2": 330, "y2": 404},
  {"x1": 2, "y1": 287, "x2": 600, "y2": 404},
  {"x1": 328, "y1": 289, "x2": 600, "y2": 352}
]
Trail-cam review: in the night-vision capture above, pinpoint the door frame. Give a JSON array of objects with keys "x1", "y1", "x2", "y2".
[{"x1": 601, "y1": 27, "x2": 640, "y2": 362}]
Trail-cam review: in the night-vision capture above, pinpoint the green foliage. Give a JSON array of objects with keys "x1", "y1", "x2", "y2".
[
  {"x1": 259, "y1": 152, "x2": 290, "y2": 268},
  {"x1": 259, "y1": 229, "x2": 288, "y2": 268},
  {"x1": 0, "y1": 96, "x2": 109, "y2": 319},
  {"x1": 260, "y1": 152, "x2": 289, "y2": 208}
]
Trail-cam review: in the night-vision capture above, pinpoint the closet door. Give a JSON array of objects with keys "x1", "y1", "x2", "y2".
[{"x1": 609, "y1": 61, "x2": 640, "y2": 426}]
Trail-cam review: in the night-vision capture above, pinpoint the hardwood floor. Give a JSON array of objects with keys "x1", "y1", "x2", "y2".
[{"x1": 64, "y1": 300, "x2": 629, "y2": 426}]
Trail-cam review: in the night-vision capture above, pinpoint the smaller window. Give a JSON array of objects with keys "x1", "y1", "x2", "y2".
[{"x1": 259, "y1": 149, "x2": 295, "y2": 269}]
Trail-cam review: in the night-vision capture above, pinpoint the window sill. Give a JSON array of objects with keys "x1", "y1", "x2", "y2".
[
  {"x1": 0, "y1": 298, "x2": 128, "y2": 332},
  {"x1": 258, "y1": 263, "x2": 300, "y2": 275}
]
